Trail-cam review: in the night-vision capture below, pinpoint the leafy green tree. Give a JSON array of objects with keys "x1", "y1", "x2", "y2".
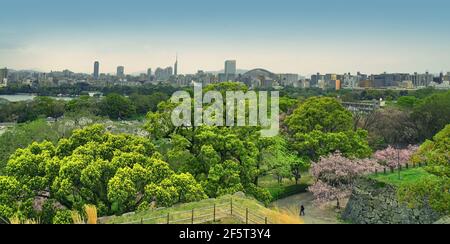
[
  {"x1": 411, "y1": 91, "x2": 450, "y2": 141},
  {"x1": 205, "y1": 160, "x2": 243, "y2": 197},
  {"x1": 291, "y1": 158, "x2": 310, "y2": 185},
  {"x1": 398, "y1": 176, "x2": 449, "y2": 215},
  {"x1": 286, "y1": 97, "x2": 353, "y2": 134},
  {"x1": 161, "y1": 173, "x2": 207, "y2": 203},
  {"x1": 292, "y1": 129, "x2": 372, "y2": 162},
  {"x1": 412, "y1": 124, "x2": 450, "y2": 178},
  {"x1": 257, "y1": 136, "x2": 298, "y2": 184},
  {"x1": 145, "y1": 101, "x2": 177, "y2": 139},
  {"x1": 100, "y1": 93, "x2": 136, "y2": 119},
  {"x1": 397, "y1": 96, "x2": 418, "y2": 109},
  {"x1": 2, "y1": 125, "x2": 206, "y2": 219},
  {"x1": 65, "y1": 95, "x2": 100, "y2": 116},
  {"x1": 33, "y1": 97, "x2": 66, "y2": 119},
  {"x1": 279, "y1": 97, "x2": 298, "y2": 114},
  {"x1": 144, "y1": 183, "x2": 179, "y2": 207},
  {"x1": 0, "y1": 120, "x2": 61, "y2": 174},
  {"x1": 399, "y1": 125, "x2": 450, "y2": 215},
  {"x1": 0, "y1": 176, "x2": 31, "y2": 219},
  {"x1": 107, "y1": 167, "x2": 138, "y2": 214},
  {"x1": 52, "y1": 210, "x2": 73, "y2": 224},
  {"x1": 130, "y1": 93, "x2": 169, "y2": 115}
]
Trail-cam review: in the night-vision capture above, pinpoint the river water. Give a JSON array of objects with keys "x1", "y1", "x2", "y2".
[{"x1": 0, "y1": 94, "x2": 74, "y2": 102}]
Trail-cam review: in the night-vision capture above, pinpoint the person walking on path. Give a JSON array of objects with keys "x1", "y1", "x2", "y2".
[{"x1": 300, "y1": 204, "x2": 306, "y2": 216}]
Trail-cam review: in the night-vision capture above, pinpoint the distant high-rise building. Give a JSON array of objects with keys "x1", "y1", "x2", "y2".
[
  {"x1": 0, "y1": 68, "x2": 7, "y2": 86},
  {"x1": 411, "y1": 72, "x2": 433, "y2": 87},
  {"x1": 219, "y1": 60, "x2": 237, "y2": 82},
  {"x1": 147, "y1": 68, "x2": 152, "y2": 80},
  {"x1": 310, "y1": 73, "x2": 324, "y2": 87},
  {"x1": 93, "y1": 61, "x2": 100, "y2": 79},
  {"x1": 174, "y1": 55, "x2": 178, "y2": 76},
  {"x1": 439, "y1": 72, "x2": 444, "y2": 84},
  {"x1": 279, "y1": 74, "x2": 299, "y2": 86},
  {"x1": 155, "y1": 67, "x2": 173, "y2": 81},
  {"x1": 225, "y1": 60, "x2": 236, "y2": 76},
  {"x1": 117, "y1": 66, "x2": 125, "y2": 78}
]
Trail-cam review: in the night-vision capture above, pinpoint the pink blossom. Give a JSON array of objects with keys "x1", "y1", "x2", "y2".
[
  {"x1": 374, "y1": 145, "x2": 418, "y2": 168},
  {"x1": 308, "y1": 153, "x2": 382, "y2": 207}
]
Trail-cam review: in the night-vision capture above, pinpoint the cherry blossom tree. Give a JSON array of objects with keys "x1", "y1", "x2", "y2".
[
  {"x1": 374, "y1": 145, "x2": 418, "y2": 168},
  {"x1": 308, "y1": 153, "x2": 381, "y2": 208}
]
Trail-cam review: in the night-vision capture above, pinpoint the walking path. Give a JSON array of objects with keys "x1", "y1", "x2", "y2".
[{"x1": 271, "y1": 192, "x2": 341, "y2": 224}]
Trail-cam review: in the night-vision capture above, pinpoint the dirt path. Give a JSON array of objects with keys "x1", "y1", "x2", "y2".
[{"x1": 270, "y1": 192, "x2": 341, "y2": 224}]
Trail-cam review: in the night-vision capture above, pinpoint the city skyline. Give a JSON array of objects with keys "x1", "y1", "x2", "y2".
[{"x1": 1, "y1": 0, "x2": 450, "y2": 74}]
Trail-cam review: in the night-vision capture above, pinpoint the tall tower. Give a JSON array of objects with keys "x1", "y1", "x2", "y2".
[
  {"x1": 93, "y1": 61, "x2": 100, "y2": 79},
  {"x1": 225, "y1": 60, "x2": 236, "y2": 76},
  {"x1": 117, "y1": 66, "x2": 125, "y2": 78},
  {"x1": 174, "y1": 54, "x2": 178, "y2": 76},
  {"x1": 0, "y1": 68, "x2": 7, "y2": 86},
  {"x1": 147, "y1": 68, "x2": 152, "y2": 80}
]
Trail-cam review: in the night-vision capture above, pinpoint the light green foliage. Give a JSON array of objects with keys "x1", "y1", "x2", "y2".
[
  {"x1": 162, "y1": 173, "x2": 207, "y2": 203},
  {"x1": 52, "y1": 210, "x2": 73, "y2": 224},
  {"x1": 144, "y1": 183, "x2": 179, "y2": 207},
  {"x1": 0, "y1": 120, "x2": 61, "y2": 174},
  {"x1": 279, "y1": 97, "x2": 298, "y2": 113},
  {"x1": 397, "y1": 96, "x2": 418, "y2": 108},
  {"x1": 2, "y1": 124, "x2": 206, "y2": 219},
  {"x1": 286, "y1": 97, "x2": 371, "y2": 163},
  {"x1": 205, "y1": 160, "x2": 243, "y2": 197},
  {"x1": 292, "y1": 129, "x2": 372, "y2": 162},
  {"x1": 399, "y1": 125, "x2": 450, "y2": 214},
  {"x1": 145, "y1": 101, "x2": 177, "y2": 139},
  {"x1": 286, "y1": 97, "x2": 353, "y2": 134},
  {"x1": 0, "y1": 176, "x2": 30, "y2": 218},
  {"x1": 142, "y1": 86, "x2": 299, "y2": 203},
  {"x1": 412, "y1": 124, "x2": 450, "y2": 178},
  {"x1": 107, "y1": 168, "x2": 138, "y2": 214},
  {"x1": 398, "y1": 176, "x2": 450, "y2": 215}
]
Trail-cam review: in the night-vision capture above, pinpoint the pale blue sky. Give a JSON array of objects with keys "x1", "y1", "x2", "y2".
[{"x1": 1, "y1": 0, "x2": 449, "y2": 74}]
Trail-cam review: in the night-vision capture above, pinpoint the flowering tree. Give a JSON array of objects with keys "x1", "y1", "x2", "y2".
[
  {"x1": 308, "y1": 153, "x2": 381, "y2": 208},
  {"x1": 374, "y1": 145, "x2": 418, "y2": 168}
]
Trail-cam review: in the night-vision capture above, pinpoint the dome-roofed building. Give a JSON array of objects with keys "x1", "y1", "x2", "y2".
[{"x1": 239, "y1": 68, "x2": 279, "y2": 88}]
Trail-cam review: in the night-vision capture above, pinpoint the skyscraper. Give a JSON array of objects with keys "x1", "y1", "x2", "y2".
[
  {"x1": 0, "y1": 68, "x2": 7, "y2": 86},
  {"x1": 147, "y1": 68, "x2": 152, "y2": 80},
  {"x1": 0, "y1": 68, "x2": 7, "y2": 80},
  {"x1": 117, "y1": 66, "x2": 125, "y2": 78},
  {"x1": 174, "y1": 55, "x2": 178, "y2": 76},
  {"x1": 225, "y1": 60, "x2": 236, "y2": 76},
  {"x1": 93, "y1": 61, "x2": 100, "y2": 79}
]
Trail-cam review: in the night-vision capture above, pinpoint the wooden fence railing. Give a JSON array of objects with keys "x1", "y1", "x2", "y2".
[{"x1": 116, "y1": 199, "x2": 270, "y2": 225}]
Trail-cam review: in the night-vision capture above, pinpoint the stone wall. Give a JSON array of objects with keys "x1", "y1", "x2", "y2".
[{"x1": 342, "y1": 178, "x2": 441, "y2": 224}]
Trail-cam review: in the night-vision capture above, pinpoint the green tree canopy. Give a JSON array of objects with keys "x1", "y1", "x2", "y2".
[
  {"x1": 100, "y1": 93, "x2": 136, "y2": 120},
  {"x1": 1, "y1": 125, "x2": 206, "y2": 221},
  {"x1": 286, "y1": 97, "x2": 353, "y2": 134},
  {"x1": 411, "y1": 91, "x2": 450, "y2": 141}
]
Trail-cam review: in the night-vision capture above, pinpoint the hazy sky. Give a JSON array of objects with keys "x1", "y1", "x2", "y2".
[{"x1": 1, "y1": 0, "x2": 450, "y2": 75}]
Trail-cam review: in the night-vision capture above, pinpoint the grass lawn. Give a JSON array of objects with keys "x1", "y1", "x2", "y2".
[
  {"x1": 260, "y1": 174, "x2": 313, "y2": 201},
  {"x1": 369, "y1": 167, "x2": 433, "y2": 186},
  {"x1": 100, "y1": 194, "x2": 304, "y2": 224}
]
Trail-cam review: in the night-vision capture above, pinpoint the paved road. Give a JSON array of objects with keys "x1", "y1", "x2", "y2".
[{"x1": 271, "y1": 192, "x2": 341, "y2": 224}]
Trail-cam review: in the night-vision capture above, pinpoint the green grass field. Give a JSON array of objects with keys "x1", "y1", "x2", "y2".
[
  {"x1": 369, "y1": 167, "x2": 433, "y2": 186},
  {"x1": 100, "y1": 194, "x2": 304, "y2": 224}
]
